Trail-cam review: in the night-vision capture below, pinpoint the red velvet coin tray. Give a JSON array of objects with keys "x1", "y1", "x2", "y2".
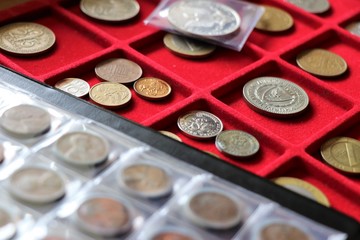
[{"x1": 0, "y1": 0, "x2": 360, "y2": 231}]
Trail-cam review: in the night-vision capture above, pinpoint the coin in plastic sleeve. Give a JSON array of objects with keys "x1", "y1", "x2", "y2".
[
  {"x1": 0, "y1": 208, "x2": 16, "y2": 239},
  {"x1": 149, "y1": 226, "x2": 202, "y2": 240}
]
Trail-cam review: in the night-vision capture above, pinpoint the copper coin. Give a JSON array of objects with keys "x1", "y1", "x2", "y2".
[
  {"x1": 256, "y1": 5, "x2": 294, "y2": 32},
  {"x1": 80, "y1": 0, "x2": 140, "y2": 22},
  {"x1": 0, "y1": 208, "x2": 16, "y2": 239},
  {"x1": 133, "y1": 77, "x2": 171, "y2": 101},
  {"x1": 152, "y1": 232, "x2": 194, "y2": 240},
  {"x1": 159, "y1": 130, "x2": 182, "y2": 142},
  {"x1": 296, "y1": 48, "x2": 347, "y2": 77},
  {"x1": 89, "y1": 82, "x2": 132, "y2": 109},
  {"x1": 76, "y1": 196, "x2": 131, "y2": 236},
  {"x1": 0, "y1": 104, "x2": 51, "y2": 138},
  {"x1": 0, "y1": 22, "x2": 55, "y2": 55},
  {"x1": 95, "y1": 58, "x2": 142, "y2": 84},
  {"x1": 258, "y1": 222, "x2": 311, "y2": 240},
  {"x1": 55, "y1": 78, "x2": 90, "y2": 98}
]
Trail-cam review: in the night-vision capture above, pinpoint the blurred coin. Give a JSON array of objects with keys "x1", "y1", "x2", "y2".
[
  {"x1": 257, "y1": 221, "x2": 312, "y2": 240},
  {"x1": 0, "y1": 208, "x2": 16, "y2": 239},
  {"x1": 55, "y1": 78, "x2": 90, "y2": 98},
  {"x1": 273, "y1": 177, "x2": 330, "y2": 206},
  {"x1": 286, "y1": 0, "x2": 330, "y2": 14},
  {"x1": 167, "y1": 0, "x2": 241, "y2": 37},
  {"x1": 133, "y1": 77, "x2": 171, "y2": 101},
  {"x1": 159, "y1": 130, "x2": 182, "y2": 142},
  {"x1": 151, "y1": 228, "x2": 200, "y2": 240},
  {"x1": 345, "y1": 21, "x2": 360, "y2": 37},
  {"x1": 0, "y1": 22, "x2": 55, "y2": 55},
  {"x1": 95, "y1": 58, "x2": 142, "y2": 84},
  {"x1": 177, "y1": 111, "x2": 223, "y2": 139},
  {"x1": 296, "y1": 48, "x2": 347, "y2": 77},
  {"x1": 42, "y1": 237, "x2": 66, "y2": 240},
  {"x1": 320, "y1": 137, "x2": 360, "y2": 174},
  {"x1": 89, "y1": 82, "x2": 132, "y2": 109},
  {"x1": 0, "y1": 144, "x2": 4, "y2": 164},
  {"x1": 255, "y1": 5, "x2": 294, "y2": 32},
  {"x1": 163, "y1": 33, "x2": 216, "y2": 58},
  {"x1": 54, "y1": 131, "x2": 109, "y2": 166},
  {"x1": 215, "y1": 130, "x2": 260, "y2": 158},
  {"x1": 243, "y1": 76, "x2": 309, "y2": 118},
  {"x1": 0, "y1": 104, "x2": 51, "y2": 138},
  {"x1": 80, "y1": 0, "x2": 140, "y2": 22}
]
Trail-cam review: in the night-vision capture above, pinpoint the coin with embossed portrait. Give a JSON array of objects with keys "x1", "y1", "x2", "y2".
[
  {"x1": 89, "y1": 82, "x2": 132, "y2": 109},
  {"x1": 55, "y1": 78, "x2": 90, "y2": 98},
  {"x1": 286, "y1": 0, "x2": 330, "y2": 14},
  {"x1": 0, "y1": 22, "x2": 55, "y2": 55},
  {"x1": 133, "y1": 77, "x2": 171, "y2": 101}
]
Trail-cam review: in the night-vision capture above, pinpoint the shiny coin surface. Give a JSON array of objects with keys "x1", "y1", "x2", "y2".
[
  {"x1": 118, "y1": 163, "x2": 172, "y2": 198},
  {"x1": 95, "y1": 58, "x2": 142, "y2": 84},
  {"x1": 346, "y1": 21, "x2": 360, "y2": 36},
  {"x1": 215, "y1": 130, "x2": 260, "y2": 158},
  {"x1": 255, "y1": 5, "x2": 294, "y2": 32},
  {"x1": 133, "y1": 77, "x2": 171, "y2": 101},
  {"x1": 163, "y1": 33, "x2": 216, "y2": 58},
  {"x1": 286, "y1": 0, "x2": 330, "y2": 14},
  {"x1": 80, "y1": 0, "x2": 140, "y2": 22},
  {"x1": 296, "y1": 48, "x2": 347, "y2": 77},
  {"x1": 9, "y1": 166, "x2": 66, "y2": 204},
  {"x1": 76, "y1": 197, "x2": 131, "y2": 236},
  {"x1": 184, "y1": 189, "x2": 244, "y2": 229},
  {"x1": 257, "y1": 221, "x2": 311, "y2": 240},
  {"x1": 54, "y1": 131, "x2": 109, "y2": 166},
  {"x1": 0, "y1": 22, "x2": 55, "y2": 55},
  {"x1": 177, "y1": 111, "x2": 223, "y2": 139},
  {"x1": 159, "y1": 130, "x2": 182, "y2": 142},
  {"x1": 320, "y1": 137, "x2": 360, "y2": 174},
  {"x1": 0, "y1": 104, "x2": 51, "y2": 138},
  {"x1": 89, "y1": 82, "x2": 132, "y2": 108},
  {"x1": 167, "y1": 0, "x2": 241, "y2": 37},
  {"x1": 0, "y1": 208, "x2": 16, "y2": 239},
  {"x1": 243, "y1": 76, "x2": 309, "y2": 118},
  {"x1": 55, "y1": 78, "x2": 90, "y2": 98},
  {"x1": 273, "y1": 177, "x2": 330, "y2": 206}
]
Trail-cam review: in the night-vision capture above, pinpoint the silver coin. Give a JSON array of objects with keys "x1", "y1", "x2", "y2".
[
  {"x1": 243, "y1": 77, "x2": 309, "y2": 118},
  {"x1": 346, "y1": 21, "x2": 360, "y2": 37},
  {"x1": 286, "y1": 0, "x2": 330, "y2": 14},
  {"x1": 167, "y1": 0, "x2": 241, "y2": 37},
  {"x1": 215, "y1": 130, "x2": 259, "y2": 158},
  {"x1": 55, "y1": 78, "x2": 90, "y2": 98},
  {"x1": 177, "y1": 111, "x2": 223, "y2": 139}
]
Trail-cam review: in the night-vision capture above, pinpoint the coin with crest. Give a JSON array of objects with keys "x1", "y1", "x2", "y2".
[{"x1": 133, "y1": 77, "x2": 171, "y2": 101}]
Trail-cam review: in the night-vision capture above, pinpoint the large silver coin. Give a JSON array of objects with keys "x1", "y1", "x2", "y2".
[
  {"x1": 286, "y1": 0, "x2": 330, "y2": 14},
  {"x1": 243, "y1": 77, "x2": 309, "y2": 118},
  {"x1": 177, "y1": 111, "x2": 223, "y2": 139},
  {"x1": 167, "y1": 0, "x2": 241, "y2": 37}
]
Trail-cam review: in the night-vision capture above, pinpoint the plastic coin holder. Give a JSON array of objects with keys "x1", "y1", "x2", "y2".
[{"x1": 0, "y1": 136, "x2": 29, "y2": 177}]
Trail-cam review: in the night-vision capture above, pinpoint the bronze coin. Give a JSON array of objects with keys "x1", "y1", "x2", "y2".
[
  {"x1": 259, "y1": 222, "x2": 311, "y2": 240},
  {"x1": 133, "y1": 77, "x2": 171, "y2": 101},
  {"x1": 89, "y1": 82, "x2": 132, "y2": 109},
  {"x1": 256, "y1": 5, "x2": 294, "y2": 32}
]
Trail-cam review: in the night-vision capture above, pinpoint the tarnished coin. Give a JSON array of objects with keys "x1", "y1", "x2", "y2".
[
  {"x1": 76, "y1": 197, "x2": 131, "y2": 236},
  {"x1": 184, "y1": 189, "x2": 244, "y2": 229},
  {"x1": 9, "y1": 166, "x2": 66, "y2": 204},
  {"x1": 55, "y1": 78, "x2": 90, "y2": 98},
  {"x1": 167, "y1": 0, "x2": 241, "y2": 37},
  {"x1": 243, "y1": 76, "x2": 309, "y2": 118},
  {"x1": 255, "y1": 5, "x2": 294, "y2": 32},
  {"x1": 163, "y1": 33, "x2": 216, "y2": 58},
  {"x1": 95, "y1": 58, "x2": 142, "y2": 84},
  {"x1": 346, "y1": 21, "x2": 360, "y2": 36},
  {"x1": 159, "y1": 130, "x2": 182, "y2": 142},
  {"x1": 177, "y1": 111, "x2": 223, "y2": 139},
  {"x1": 257, "y1": 222, "x2": 311, "y2": 240},
  {"x1": 0, "y1": 22, "x2": 55, "y2": 55},
  {"x1": 273, "y1": 177, "x2": 330, "y2": 206},
  {"x1": 0, "y1": 104, "x2": 51, "y2": 138},
  {"x1": 151, "y1": 228, "x2": 201, "y2": 240},
  {"x1": 54, "y1": 131, "x2": 109, "y2": 166},
  {"x1": 133, "y1": 77, "x2": 171, "y2": 101},
  {"x1": 118, "y1": 163, "x2": 172, "y2": 198},
  {"x1": 89, "y1": 82, "x2": 132, "y2": 109},
  {"x1": 215, "y1": 130, "x2": 260, "y2": 158},
  {"x1": 0, "y1": 208, "x2": 16, "y2": 239},
  {"x1": 286, "y1": 0, "x2": 330, "y2": 14},
  {"x1": 80, "y1": 0, "x2": 140, "y2": 22},
  {"x1": 296, "y1": 48, "x2": 347, "y2": 77},
  {"x1": 320, "y1": 137, "x2": 360, "y2": 174}
]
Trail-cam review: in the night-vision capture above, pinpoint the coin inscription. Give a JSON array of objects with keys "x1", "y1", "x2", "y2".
[
  {"x1": 256, "y1": 5, "x2": 294, "y2": 32},
  {"x1": 133, "y1": 77, "x2": 171, "y2": 101},
  {"x1": 89, "y1": 82, "x2": 132, "y2": 108},
  {"x1": 55, "y1": 78, "x2": 90, "y2": 98}
]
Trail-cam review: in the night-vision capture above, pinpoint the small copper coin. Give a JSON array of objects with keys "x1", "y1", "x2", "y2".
[
  {"x1": 80, "y1": 0, "x2": 140, "y2": 22},
  {"x1": 89, "y1": 82, "x2": 132, "y2": 109},
  {"x1": 0, "y1": 208, "x2": 16, "y2": 239},
  {"x1": 258, "y1": 222, "x2": 311, "y2": 240},
  {"x1": 256, "y1": 5, "x2": 294, "y2": 32},
  {"x1": 76, "y1": 197, "x2": 131, "y2": 236},
  {"x1": 0, "y1": 22, "x2": 55, "y2": 55},
  {"x1": 346, "y1": 21, "x2": 360, "y2": 36},
  {"x1": 55, "y1": 78, "x2": 90, "y2": 98},
  {"x1": 95, "y1": 58, "x2": 142, "y2": 84},
  {"x1": 133, "y1": 77, "x2": 171, "y2": 101},
  {"x1": 163, "y1": 33, "x2": 216, "y2": 58},
  {"x1": 296, "y1": 48, "x2": 347, "y2": 77},
  {"x1": 320, "y1": 137, "x2": 360, "y2": 174},
  {"x1": 159, "y1": 130, "x2": 182, "y2": 142}
]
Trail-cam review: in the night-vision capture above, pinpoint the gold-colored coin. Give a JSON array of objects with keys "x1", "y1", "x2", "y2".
[
  {"x1": 89, "y1": 82, "x2": 131, "y2": 109},
  {"x1": 159, "y1": 130, "x2": 182, "y2": 142},
  {"x1": 163, "y1": 33, "x2": 216, "y2": 58},
  {"x1": 255, "y1": 5, "x2": 294, "y2": 32},
  {"x1": 320, "y1": 137, "x2": 360, "y2": 174},
  {"x1": 296, "y1": 48, "x2": 347, "y2": 77},
  {"x1": 273, "y1": 177, "x2": 330, "y2": 206},
  {"x1": 133, "y1": 77, "x2": 171, "y2": 101}
]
